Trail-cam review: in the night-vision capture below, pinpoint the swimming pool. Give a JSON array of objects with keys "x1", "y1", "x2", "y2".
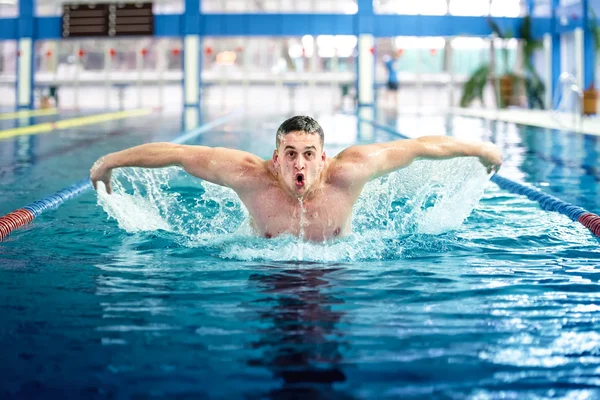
[{"x1": 1, "y1": 110, "x2": 599, "y2": 399}]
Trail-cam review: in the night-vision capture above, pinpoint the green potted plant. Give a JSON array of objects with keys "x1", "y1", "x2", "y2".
[
  {"x1": 460, "y1": 15, "x2": 545, "y2": 109},
  {"x1": 488, "y1": 18, "x2": 522, "y2": 108},
  {"x1": 584, "y1": 8, "x2": 600, "y2": 115},
  {"x1": 519, "y1": 14, "x2": 545, "y2": 109}
]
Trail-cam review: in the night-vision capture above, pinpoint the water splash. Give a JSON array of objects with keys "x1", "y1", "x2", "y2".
[
  {"x1": 96, "y1": 158, "x2": 491, "y2": 261},
  {"x1": 297, "y1": 197, "x2": 307, "y2": 261}
]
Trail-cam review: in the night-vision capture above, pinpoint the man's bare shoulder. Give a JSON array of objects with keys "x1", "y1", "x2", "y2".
[
  {"x1": 232, "y1": 150, "x2": 267, "y2": 172},
  {"x1": 226, "y1": 154, "x2": 273, "y2": 191},
  {"x1": 325, "y1": 146, "x2": 374, "y2": 188},
  {"x1": 183, "y1": 146, "x2": 271, "y2": 191}
]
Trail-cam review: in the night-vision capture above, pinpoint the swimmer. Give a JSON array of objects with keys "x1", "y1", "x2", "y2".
[{"x1": 90, "y1": 116, "x2": 502, "y2": 242}]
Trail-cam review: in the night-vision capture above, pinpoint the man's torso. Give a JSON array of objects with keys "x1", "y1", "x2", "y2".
[{"x1": 235, "y1": 162, "x2": 362, "y2": 242}]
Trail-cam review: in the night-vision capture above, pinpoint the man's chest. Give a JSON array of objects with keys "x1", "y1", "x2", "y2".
[{"x1": 243, "y1": 187, "x2": 354, "y2": 240}]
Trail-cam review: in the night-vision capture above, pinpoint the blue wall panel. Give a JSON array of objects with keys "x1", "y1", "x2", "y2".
[
  {"x1": 356, "y1": 16, "x2": 375, "y2": 35},
  {"x1": 583, "y1": 0, "x2": 595, "y2": 89},
  {"x1": 18, "y1": 0, "x2": 34, "y2": 38},
  {"x1": 532, "y1": 18, "x2": 553, "y2": 37},
  {"x1": 35, "y1": 17, "x2": 60, "y2": 40},
  {"x1": 183, "y1": 14, "x2": 200, "y2": 35},
  {"x1": 156, "y1": 15, "x2": 183, "y2": 37},
  {"x1": 372, "y1": 16, "x2": 540, "y2": 38},
  {"x1": 0, "y1": 18, "x2": 18, "y2": 40},
  {"x1": 246, "y1": 15, "x2": 273, "y2": 36},
  {"x1": 18, "y1": 18, "x2": 34, "y2": 38},
  {"x1": 555, "y1": 0, "x2": 584, "y2": 33},
  {"x1": 223, "y1": 15, "x2": 248, "y2": 35},
  {"x1": 280, "y1": 15, "x2": 316, "y2": 36},
  {"x1": 200, "y1": 14, "x2": 221, "y2": 36},
  {"x1": 554, "y1": 19, "x2": 583, "y2": 33},
  {"x1": 0, "y1": 12, "x2": 578, "y2": 42},
  {"x1": 313, "y1": 14, "x2": 343, "y2": 35},
  {"x1": 332, "y1": 16, "x2": 355, "y2": 36}
]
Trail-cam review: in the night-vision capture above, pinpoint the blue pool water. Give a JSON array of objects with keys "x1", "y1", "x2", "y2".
[{"x1": 1, "y1": 111, "x2": 599, "y2": 399}]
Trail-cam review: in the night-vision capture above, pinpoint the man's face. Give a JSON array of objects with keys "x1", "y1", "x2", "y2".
[{"x1": 273, "y1": 131, "x2": 326, "y2": 198}]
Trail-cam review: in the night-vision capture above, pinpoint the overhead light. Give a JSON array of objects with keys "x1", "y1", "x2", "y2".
[{"x1": 0, "y1": 0, "x2": 17, "y2": 4}]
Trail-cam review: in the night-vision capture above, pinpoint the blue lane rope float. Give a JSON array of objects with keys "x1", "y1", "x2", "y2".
[
  {"x1": 490, "y1": 175, "x2": 587, "y2": 221},
  {"x1": 22, "y1": 179, "x2": 93, "y2": 218},
  {"x1": 359, "y1": 117, "x2": 600, "y2": 239},
  {"x1": 491, "y1": 175, "x2": 600, "y2": 237},
  {"x1": 0, "y1": 179, "x2": 93, "y2": 240},
  {"x1": 0, "y1": 110, "x2": 243, "y2": 241}
]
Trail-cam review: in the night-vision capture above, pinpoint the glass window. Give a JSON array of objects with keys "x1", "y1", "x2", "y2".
[
  {"x1": 451, "y1": 37, "x2": 489, "y2": 75},
  {"x1": 450, "y1": 36, "x2": 518, "y2": 76},
  {"x1": 559, "y1": 0, "x2": 581, "y2": 6},
  {"x1": 532, "y1": 0, "x2": 552, "y2": 18},
  {"x1": 375, "y1": 0, "x2": 524, "y2": 16},
  {"x1": 0, "y1": 40, "x2": 17, "y2": 77},
  {"x1": 0, "y1": 41, "x2": 17, "y2": 108},
  {"x1": 0, "y1": 1, "x2": 18, "y2": 17},
  {"x1": 164, "y1": 38, "x2": 183, "y2": 71},
  {"x1": 153, "y1": 0, "x2": 184, "y2": 14},
  {"x1": 392, "y1": 37, "x2": 445, "y2": 73},
  {"x1": 201, "y1": 36, "x2": 356, "y2": 82},
  {"x1": 34, "y1": 40, "x2": 58, "y2": 75},
  {"x1": 449, "y1": 0, "x2": 524, "y2": 17},
  {"x1": 36, "y1": 0, "x2": 183, "y2": 17},
  {"x1": 36, "y1": 0, "x2": 62, "y2": 16},
  {"x1": 374, "y1": 0, "x2": 447, "y2": 15},
  {"x1": 202, "y1": 0, "x2": 357, "y2": 14},
  {"x1": 490, "y1": 0, "x2": 522, "y2": 17},
  {"x1": 448, "y1": 0, "x2": 489, "y2": 16}
]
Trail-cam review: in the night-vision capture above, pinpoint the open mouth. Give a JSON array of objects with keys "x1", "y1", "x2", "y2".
[{"x1": 295, "y1": 173, "x2": 305, "y2": 187}]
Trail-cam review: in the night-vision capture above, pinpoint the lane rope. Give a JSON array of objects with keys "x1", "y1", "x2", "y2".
[
  {"x1": 0, "y1": 110, "x2": 243, "y2": 241},
  {"x1": 491, "y1": 175, "x2": 600, "y2": 237}
]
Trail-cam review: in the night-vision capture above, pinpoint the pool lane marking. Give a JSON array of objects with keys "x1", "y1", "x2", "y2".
[
  {"x1": 0, "y1": 108, "x2": 153, "y2": 141},
  {"x1": 0, "y1": 109, "x2": 244, "y2": 241},
  {"x1": 0, "y1": 108, "x2": 58, "y2": 120},
  {"x1": 359, "y1": 117, "x2": 600, "y2": 239},
  {"x1": 0, "y1": 126, "x2": 132, "y2": 172}
]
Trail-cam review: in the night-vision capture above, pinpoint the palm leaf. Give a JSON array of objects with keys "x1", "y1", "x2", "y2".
[
  {"x1": 590, "y1": 7, "x2": 600, "y2": 52},
  {"x1": 460, "y1": 64, "x2": 491, "y2": 107},
  {"x1": 487, "y1": 18, "x2": 505, "y2": 39}
]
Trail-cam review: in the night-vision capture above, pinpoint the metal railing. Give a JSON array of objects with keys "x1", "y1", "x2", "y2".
[{"x1": 552, "y1": 72, "x2": 583, "y2": 132}]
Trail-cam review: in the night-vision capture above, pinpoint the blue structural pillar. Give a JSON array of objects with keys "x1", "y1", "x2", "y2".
[
  {"x1": 356, "y1": 0, "x2": 375, "y2": 140},
  {"x1": 550, "y1": 0, "x2": 562, "y2": 108},
  {"x1": 526, "y1": 0, "x2": 534, "y2": 16},
  {"x1": 583, "y1": 0, "x2": 596, "y2": 90},
  {"x1": 182, "y1": 0, "x2": 202, "y2": 130},
  {"x1": 16, "y1": 0, "x2": 35, "y2": 109}
]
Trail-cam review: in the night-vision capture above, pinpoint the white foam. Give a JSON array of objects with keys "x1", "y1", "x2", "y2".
[
  {"x1": 97, "y1": 157, "x2": 492, "y2": 261},
  {"x1": 98, "y1": 190, "x2": 172, "y2": 233},
  {"x1": 96, "y1": 168, "x2": 175, "y2": 233}
]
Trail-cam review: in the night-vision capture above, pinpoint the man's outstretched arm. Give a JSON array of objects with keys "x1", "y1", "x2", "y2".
[
  {"x1": 90, "y1": 142, "x2": 261, "y2": 194},
  {"x1": 333, "y1": 136, "x2": 502, "y2": 183}
]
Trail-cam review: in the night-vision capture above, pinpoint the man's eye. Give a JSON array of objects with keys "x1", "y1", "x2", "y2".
[
  {"x1": 306, "y1": 152, "x2": 313, "y2": 157},
  {"x1": 287, "y1": 152, "x2": 295, "y2": 157}
]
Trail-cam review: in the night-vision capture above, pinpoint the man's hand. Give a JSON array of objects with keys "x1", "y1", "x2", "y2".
[
  {"x1": 90, "y1": 157, "x2": 113, "y2": 194},
  {"x1": 479, "y1": 142, "x2": 503, "y2": 174}
]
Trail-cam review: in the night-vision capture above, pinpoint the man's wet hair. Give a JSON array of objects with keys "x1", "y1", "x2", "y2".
[{"x1": 275, "y1": 116, "x2": 324, "y2": 149}]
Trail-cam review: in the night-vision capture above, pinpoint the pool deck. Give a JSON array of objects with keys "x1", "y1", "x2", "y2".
[{"x1": 452, "y1": 107, "x2": 600, "y2": 137}]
